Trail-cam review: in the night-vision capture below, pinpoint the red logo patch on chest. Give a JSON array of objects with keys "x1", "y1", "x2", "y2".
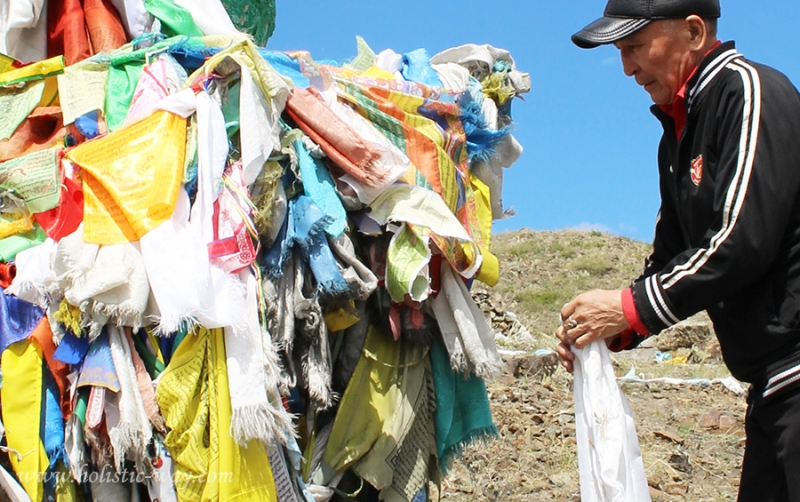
[{"x1": 691, "y1": 155, "x2": 704, "y2": 186}]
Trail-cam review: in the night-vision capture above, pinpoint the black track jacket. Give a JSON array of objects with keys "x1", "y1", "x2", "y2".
[{"x1": 630, "y1": 41, "x2": 800, "y2": 394}]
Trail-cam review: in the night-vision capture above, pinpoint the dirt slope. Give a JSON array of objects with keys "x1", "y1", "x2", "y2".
[{"x1": 439, "y1": 230, "x2": 746, "y2": 501}]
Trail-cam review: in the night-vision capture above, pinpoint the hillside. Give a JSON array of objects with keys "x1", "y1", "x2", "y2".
[
  {"x1": 439, "y1": 229, "x2": 746, "y2": 501},
  {"x1": 487, "y1": 229, "x2": 651, "y2": 347}
]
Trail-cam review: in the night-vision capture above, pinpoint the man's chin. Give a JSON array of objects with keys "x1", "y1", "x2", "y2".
[
  {"x1": 647, "y1": 93, "x2": 671, "y2": 106},
  {"x1": 644, "y1": 87, "x2": 674, "y2": 106}
]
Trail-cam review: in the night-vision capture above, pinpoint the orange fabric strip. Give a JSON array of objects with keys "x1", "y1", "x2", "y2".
[
  {"x1": 47, "y1": 0, "x2": 91, "y2": 66},
  {"x1": 285, "y1": 87, "x2": 384, "y2": 186},
  {"x1": 84, "y1": 0, "x2": 129, "y2": 54},
  {"x1": 29, "y1": 316, "x2": 72, "y2": 417},
  {"x1": 0, "y1": 263, "x2": 16, "y2": 286}
]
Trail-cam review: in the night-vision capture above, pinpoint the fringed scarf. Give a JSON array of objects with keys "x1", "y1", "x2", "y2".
[
  {"x1": 330, "y1": 233, "x2": 378, "y2": 301},
  {"x1": 430, "y1": 261, "x2": 502, "y2": 378},
  {"x1": 295, "y1": 139, "x2": 347, "y2": 239},
  {"x1": 261, "y1": 247, "x2": 298, "y2": 393},
  {"x1": 239, "y1": 63, "x2": 276, "y2": 187},
  {"x1": 429, "y1": 340, "x2": 497, "y2": 474},
  {"x1": 106, "y1": 325, "x2": 153, "y2": 474},
  {"x1": 124, "y1": 328, "x2": 165, "y2": 433},
  {"x1": 294, "y1": 263, "x2": 333, "y2": 411},
  {"x1": 52, "y1": 225, "x2": 150, "y2": 340},
  {"x1": 287, "y1": 196, "x2": 349, "y2": 298},
  {"x1": 141, "y1": 91, "x2": 247, "y2": 336},
  {"x1": 140, "y1": 188, "x2": 212, "y2": 336},
  {"x1": 187, "y1": 91, "x2": 248, "y2": 333},
  {"x1": 5, "y1": 237, "x2": 57, "y2": 309},
  {"x1": 42, "y1": 370, "x2": 67, "y2": 471},
  {"x1": 224, "y1": 270, "x2": 294, "y2": 446},
  {"x1": 64, "y1": 412, "x2": 88, "y2": 486}
]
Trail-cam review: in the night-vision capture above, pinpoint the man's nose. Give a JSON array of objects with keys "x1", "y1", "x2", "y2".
[{"x1": 620, "y1": 51, "x2": 638, "y2": 77}]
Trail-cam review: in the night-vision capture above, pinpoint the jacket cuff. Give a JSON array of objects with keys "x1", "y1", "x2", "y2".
[
  {"x1": 608, "y1": 328, "x2": 635, "y2": 352},
  {"x1": 621, "y1": 288, "x2": 649, "y2": 335},
  {"x1": 631, "y1": 275, "x2": 681, "y2": 334}
]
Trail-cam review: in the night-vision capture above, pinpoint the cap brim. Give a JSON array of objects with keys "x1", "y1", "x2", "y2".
[{"x1": 572, "y1": 17, "x2": 652, "y2": 49}]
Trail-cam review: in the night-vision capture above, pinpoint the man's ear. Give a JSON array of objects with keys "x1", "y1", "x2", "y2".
[{"x1": 685, "y1": 15, "x2": 708, "y2": 51}]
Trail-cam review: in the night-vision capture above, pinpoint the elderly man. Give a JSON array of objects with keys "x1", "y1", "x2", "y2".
[{"x1": 559, "y1": 0, "x2": 800, "y2": 500}]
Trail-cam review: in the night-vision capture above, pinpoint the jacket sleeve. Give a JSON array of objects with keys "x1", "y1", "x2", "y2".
[{"x1": 632, "y1": 62, "x2": 800, "y2": 334}]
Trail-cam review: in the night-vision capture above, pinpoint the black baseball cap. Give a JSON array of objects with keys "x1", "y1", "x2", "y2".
[{"x1": 572, "y1": 0, "x2": 721, "y2": 49}]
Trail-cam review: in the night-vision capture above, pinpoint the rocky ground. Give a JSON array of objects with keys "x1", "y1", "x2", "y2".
[{"x1": 436, "y1": 231, "x2": 748, "y2": 501}]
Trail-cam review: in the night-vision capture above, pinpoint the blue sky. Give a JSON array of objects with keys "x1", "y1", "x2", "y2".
[{"x1": 267, "y1": 1, "x2": 800, "y2": 243}]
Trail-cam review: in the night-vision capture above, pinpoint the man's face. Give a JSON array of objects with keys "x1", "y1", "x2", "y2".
[{"x1": 615, "y1": 20, "x2": 695, "y2": 105}]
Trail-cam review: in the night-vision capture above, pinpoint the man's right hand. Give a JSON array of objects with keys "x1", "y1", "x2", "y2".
[{"x1": 556, "y1": 324, "x2": 622, "y2": 374}]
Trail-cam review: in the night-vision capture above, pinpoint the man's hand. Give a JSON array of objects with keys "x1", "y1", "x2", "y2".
[
  {"x1": 555, "y1": 325, "x2": 577, "y2": 373},
  {"x1": 555, "y1": 289, "x2": 630, "y2": 372}
]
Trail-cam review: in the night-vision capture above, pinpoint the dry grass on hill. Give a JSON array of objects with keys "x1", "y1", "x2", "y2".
[{"x1": 439, "y1": 229, "x2": 746, "y2": 501}]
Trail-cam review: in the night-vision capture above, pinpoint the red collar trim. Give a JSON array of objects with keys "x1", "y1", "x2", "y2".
[{"x1": 658, "y1": 41, "x2": 722, "y2": 139}]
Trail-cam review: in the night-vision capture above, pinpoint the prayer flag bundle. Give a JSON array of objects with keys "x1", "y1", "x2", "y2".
[{"x1": 0, "y1": 2, "x2": 529, "y2": 501}]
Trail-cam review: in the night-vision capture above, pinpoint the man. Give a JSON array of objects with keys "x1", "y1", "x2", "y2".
[{"x1": 558, "y1": 1, "x2": 800, "y2": 500}]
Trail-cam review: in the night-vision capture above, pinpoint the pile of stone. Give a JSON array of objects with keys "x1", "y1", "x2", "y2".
[
  {"x1": 472, "y1": 289, "x2": 559, "y2": 378},
  {"x1": 655, "y1": 312, "x2": 715, "y2": 351},
  {"x1": 472, "y1": 289, "x2": 535, "y2": 343}
]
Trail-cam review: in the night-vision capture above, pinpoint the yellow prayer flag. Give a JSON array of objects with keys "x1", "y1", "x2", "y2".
[
  {"x1": 66, "y1": 110, "x2": 187, "y2": 244},
  {"x1": 475, "y1": 248, "x2": 499, "y2": 287},
  {"x1": 1, "y1": 339, "x2": 49, "y2": 502},
  {"x1": 0, "y1": 56, "x2": 64, "y2": 87},
  {"x1": 157, "y1": 327, "x2": 277, "y2": 502},
  {"x1": 470, "y1": 175, "x2": 500, "y2": 286}
]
